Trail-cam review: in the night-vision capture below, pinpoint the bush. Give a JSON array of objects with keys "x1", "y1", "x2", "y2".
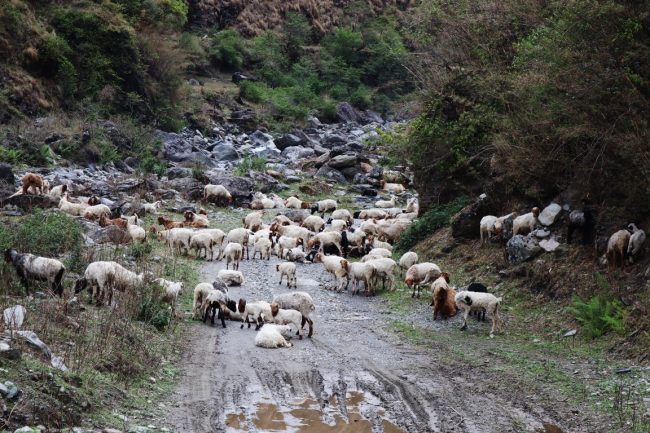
[
  {"x1": 395, "y1": 197, "x2": 469, "y2": 254},
  {"x1": 235, "y1": 154, "x2": 267, "y2": 176},
  {"x1": 570, "y1": 295, "x2": 626, "y2": 339},
  {"x1": 136, "y1": 283, "x2": 172, "y2": 331},
  {"x1": 209, "y1": 29, "x2": 246, "y2": 70}
]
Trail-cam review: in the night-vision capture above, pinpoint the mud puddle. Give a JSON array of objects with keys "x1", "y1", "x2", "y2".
[{"x1": 225, "y1": 391, "x2": 405, "y2": 433}]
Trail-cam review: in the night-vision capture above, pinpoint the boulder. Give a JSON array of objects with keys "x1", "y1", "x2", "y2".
[
  {"x1": 207, "y1": 176, "x2": 254, "y2": 205},
  {"x1": 539, "y1": 238, "x2": 560, "y2": 252},
  {"x1": 339, "y1": 166, "x2": 363, "y2": 180},
  {"x1": 506, "y1": 235, "x2": 542, "y2": 264},
  {"x1": 0, "y1": 194, "x2": 59, "y2": 211},
  {"x1": 275, "y1": 133, "x2": 303, "y2": 150},
  {"x1": 322, "y1": 134, "x2": 347, "y2": 148},
  {"x1": 164, "y1": 167, "x2": 192, "y2": 179},
  {"x1": 450, "y1": 196, "x2": 495, "y2": 239},
  {"x1": 0, "y1": 163, "x2": 15, "y2": 185},
  {"x1": 538, "y1": 203, "x2": 562, "y2": 226},
  {"x1": 349, "y1": 184, "x2": 378, "y2": 197},
  {"x1": 336, "y1": 102, "x2": 363, "y2": 124},
  {"x1": 3, "y1": 305, "x2": 25, "y2": 330},
  {"x1": 307, "y1": 116, "x2": 322, "y2": 128},
  {"x1": 281, "y1": 146, "x2": 315, "y2": 162},
  {"x1": 229, "y1": 109, "x2": 258, "y2": 131},
  {"x1": 88, "y1": 225, "x2": 131, "y2": 244},
  {"x1": 211, "y1": 144, "x2": 240, "y2": 162},
  {"x1": 249, "y1": 130, "x2": 274, "y2": 147},
  {"x1": 283, "y1": 209, "x2": 309, "y2": 223},
  {"x1": 328, "y1": 153, "x2": 358, "y2": 169},
  {"x1": 315, "y1": 166, "x2": 347, "y2": 184}
]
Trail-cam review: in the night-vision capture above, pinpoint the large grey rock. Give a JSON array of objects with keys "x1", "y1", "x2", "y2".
[
  {"x1": 506, "y1": 235, "x2": 542, "y2": 264},
  {"x1": 211, "y1": 144, "x2": 240, "y2": 162},
  {"x1": 328, "y1": 153, "x2": 358, "y2": 169},
  {"x1": 275, "y1": 134, "x2": 303, "y2": 150},
  {"x1": 336, "y1": 102, "x2": 362, "y2": 124},
  {"x1": 539, "y1": 238, "x2": 560, "y2": 252},
  {"x1": 3, "y1": 305, "x2": 25, "y2": 329},
  {"x1": 0, "y1": 163, "x2": 15, "y2": 185},
  {"x1": 88, "y1": 225, "x2": 131, "y2": 244},
  {"x1": 281, "y1": 146, "x2": 315, "y2": 162},
  {"x1": 207, "y1": 176, "x2": 254, "y2": 204},
  {"x1": 249, "y1": 130, "x2": 273, "y2": 147},
  {"x1": 315, "y1": 166, "x2": 347, "y2": 184},
  {"x1": 0, "y1": 194, "x2": 59, "y2": 210},
  {"x1": 322, "y1": 134, "x2": 347, "y2": 148},
  {"x1": 538, "y1": 203, "x2": 562, "y2": 226},
  {"x1": 164, "y1": 167, "x2": 192, "y2": 179},
  {"x1": 251, "y1": 144, "x2": 280, "y2": 159}
]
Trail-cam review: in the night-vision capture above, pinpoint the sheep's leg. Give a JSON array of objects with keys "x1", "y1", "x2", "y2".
[
  {"x1": 279, "y1": 274, "x2": 284, "y2": 285},
  {"x1": 16, "y1": 269, "x2": 30, "y2": 296},
  {"x1": 240, "y1": 315, "x2": 247, "y2": 329},
  {"x1": 218, "y1": 306, "x2": 226, "y2": 328},
  {"x1": 255, "y1": 314, "x2": 264, "y2": 330},
  {"x1": 306, "y1": 318, "x2": 314, "y2": 338},
  {"x1": 460, "y1": 310, "x2": 469, "y2": 331}
]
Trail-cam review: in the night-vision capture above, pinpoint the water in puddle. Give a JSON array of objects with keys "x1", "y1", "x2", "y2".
[{"x1": 225, "y1": 391, "x2": 406, "y2": 433}]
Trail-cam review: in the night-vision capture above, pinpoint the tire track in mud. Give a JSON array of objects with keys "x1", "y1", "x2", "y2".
[{"x1": 165, "y1": 256, "x2": 570, "y2": 433}]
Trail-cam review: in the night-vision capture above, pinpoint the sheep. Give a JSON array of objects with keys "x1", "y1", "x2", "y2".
[
  {"x1": 83, "y1": 204, "x2": 111, "y2": 221},
  {"x1": 251, "y1": 198, "x2": 276, "y2": 209},
  {"x1": 21, "y1": 172, "x2": 49, "y2": 195},
  {"x1": 143, "y1": 201, "x2": 162, "y2": 214},
  {"x1": 201, "y1": 289, "x2": 236, "y2": 328},
  {"x1": 286, "y1": 247, "x2": 307, "y2": 263},
  {"x1": 493, "y1": 213, "x2": 516, "y2": 239},
  {"x1": 607, "y1": 229, "x2": 631, "y2": 271},
  {"x1": 237, "y1": 299, "x2": 272, "y2": 330},
  {"x1": 272, "y1": 291, "x2": 315, "y2": 337},
  {"x1": 87, "y1": 196, "x2": 100, "y2": 206},
  {"x1": 512, "y1": 207, "x2": 540, "y2": 236},
  {"x1": 365, "y1": 257, "x2": 397, "y2": 293},
  {"x1": 311, "y1": 199, "x2": 337, "y2": 216},
  {"x1": 225, "y1": 228, "x2": 252, "y2": 260},
  {"x1": 192, "y1": 283, "x2": 214, "y2": 319},
  {"x1": 357, "y1": 209, "x2": 388, "y2": 220},
  {"x1": 184, "y1": 211, "x2": 209, "y2": 228},
  {"x1": 382, "y1": 170, "x2": 402, "y2": 183},
  {"x1": 127, "y1": 223, "x2": 146, "y2": 243},
  {"x1": 348, "y1": 262, "x2": 374, "y2": 295},
  {"x1": 157, "y1": 228, "x2": 193, "y2": 255},
  {"x1": 285, "y1": 196, "x2": 310, "y2": 209},
  {"x1": 265, "y1": 303, "x2": 304, "y2": 339},
  {"x1": 366, "y1": 248, "x2": 392, "y2": 258},
  {"x1": 48, "y1": 184, "x2": 68, "y2": 199},
  {"x1": 405, "y1": 262, "x2": 442, "y2": 298},
  {"x1": 312, "y1": 252, "x2": 349, "y2": 292},
  {"x1": 253, "y1": 235, "x2": 273, "y2": 260},
  {"x1": 276, "y1": 262, "x2": 297, "y2": 288},
  {"x1": 379, "y1": 180, "x2": 408, "y2": 194},
  {"x1": 58, "y1": 194, "x2": 88, "y2": 217},
  {"x1": 307, "y1": 232, "x2": 343, "y2": 256},
  {"x1": 74, "y1": 261, "x2": 144, "y2": 306},
  {"x1": 328, "y1": 219, "x2": 348, "y2": 232},
  {"x1": 273, "y1": 214, "x2": 293, "y2": 226},
  {"x1": 430, "y1": 273, "x2": 456, "y2": 320},
  {"x1": 158, "y1": 216, "x2": 184, "y2": 229},
  {"x1": 190, "y1": 232, "x2": 215, "y2": 260},
  {"x1": 218, "y1": 269, "x2": 245, "y2": 286},
  {"x1": 375, "y1": 195, "x2": 396, "y2": 209},
  {"x1": 4, "y1": 248, "x2": 65, "y2": 296},
  {"x1": 405, "y1": 197, "x2": 419, "y2": 215},
  {"x1": 121, "y1": 214, "x2": 141, "y2": 226},
  {"x1": 204, "y1": 184, "x2": 232, "y2": 206},
  {"x1": 255, "y1": 324, "x2": 293, "y2": 348},
  {"x1": 399, "y1": 252, "x2": 418, "y2": 275},
  {"x1": 455, "y1": 291, "x2": 503, "y2": 337},
  {"x1": 376, "y1": 223, "x2": 406, "y2": 244},
  {"x1": 341, "y1": 230, "x2": 366, "y2": 257},
  {"x1": 365, "y1": 235, "x2": 393, "y2": 252},
  {"x1": 331, "y1": 209, "x2": 354, "y2": 226},
  {"x1": 221, "y1": 242, "x2": 242, "y2": 270},
  {"x1": 398, "y1": 212, "x2": 418, "y2": 222},
  {"x1": 99, "y1": 213, "x2": 128, "y2": 229},
  {"x1": 479, "y1": 215, "x2": 498, "y2": 245},
  {"x1": 276, "y1": 235, "x2": 302, "y2": 259},
  {"x1": 202, "y1": 229, "x2": 226, "y2": 259},
  {"x1": 465, "y1": 282, "x2": 488, "y2": 321},
  {"x1": 301, "y1": 215, "x2": 326, "y2": 233},
  {"x1": 360, "y1": 220, "x2": 379, "y2": 236},
  {"x1": 155, "y1": 278, "x2": 183, "y2": 316},
  {"x1": 243, "y1": 211, "x2": 265, "y2": 232},
  {"x1": 270, "y1": 223, "x2": 311, "y2": 247},
  {"x1": 627, "y1": 223, "x2": 646, "y2": 264}
]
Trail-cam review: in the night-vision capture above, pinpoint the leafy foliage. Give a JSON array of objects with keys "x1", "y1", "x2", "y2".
[
  {"x1": 234, "y1": 155, "x2": 267, "y2": 176},
  {"x1": 570, "y1": 295, "x2": 626, "y2": 339}
]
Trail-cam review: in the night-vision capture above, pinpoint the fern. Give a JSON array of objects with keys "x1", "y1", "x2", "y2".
[{"x1": 569, "y1": 295, "x2": 625, "y2": 339}]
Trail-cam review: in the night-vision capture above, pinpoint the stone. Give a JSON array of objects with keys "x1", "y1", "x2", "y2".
[
  {"x1": 0, "y1": 194, "x2": 59, "y2": 211},
  {"x1": 5, "y1": 381, "x2": 20, "y2": 400},
  {"x1": 450, "y1": 195, "x2": 496, "y2": 239},
  {"x1": 88, "y1": 225, "x2": 131, "y2": 244},
  {"x1": 211, "y1": 144, "x2": 240, "y2": 162},
  {"x1": 275, "y1": 134, "x2": 303, "y2": 150},
  {"x1": 534, "y1": 229, "x2": 551, "y2": 238},
  {"x1": 538, "y1": 203, "x2": 562, "y2": 226},
  {"x1": 506, "y1": 235, "x2": 542, "y2": 264},
  {"x1": 164, "y1": 167, "x2": 192, "y2": 179},
  {"x1": 315, "y1": 166, "x2": 347, "y2": 184},
  {"x1": 328, "y1": 153, "x2": 358, "y2": 169},
  {"x1": 249, "y1": 130, "x2": 273, "y2": 146},
  {"x1": 281, "y1": 146, "x2": 315, "y2": 162},
  {"x1": 206, "y1": 176, "x2": 254, "y2": 204},
  {"x1": 539, "y1": 238, "x2": 560, "y2": 252},
  {"x1": 4, "y1": 305, "x2": 25, "y2": 330},
  {"x1": 232, "y1": 72, "x2": 257, "y2": 84},
  {"x1": 336, "y1": 102, "x2": 362, "y2": 124},
  {"x1": 322, "y1": 134, "x2": 347, "y2": 148},
  {"x1": 307, "y1": 116, "x2": 322, "y2": 128}
]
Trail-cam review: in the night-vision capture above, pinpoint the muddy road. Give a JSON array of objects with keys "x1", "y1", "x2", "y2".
[{"x1": 164, "y1": 256, "x2": 581, "y2": 433}]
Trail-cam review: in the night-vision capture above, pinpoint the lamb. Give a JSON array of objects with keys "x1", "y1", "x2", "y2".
[
  {"x1": 201, "y1": 289, "x2": 236, "y2": 328},
  {"x1": 203, "y1": 229, "x2": 226, "y2": 259},
  {"x1": 253, "y1": 235, "x2": 273, "y2": 260},
  {"x1": 375, "y1": 196, "x2": 396, "y2": 208},
  {"x1": 272, "y1": 291, "x2": 315, "y2": 337},
  {"x1": 479, "y1": 215, "x2": 498, "y2": 245},
  {"x1": 285, "y1": 196, "x2": 310, "y2": 209},
  {"x1": 399, "y1": 252, "x2": 418, "y2": 275},
  {"x1": 430, "y1": 273, "x2": 456, "y2": 320},
  {"x1": 142, "y1": 201, "x2": 162, "y2": 214},
  {"x1": 276, "y1": 235, "x2": 303, "y2": 259},
  {"x1": 121, "y1": 214, "x2": 141, "y2": 226},
  {"x1": 155, "y1": 278, "x2": 183, "y2": 316},
  {"x1": 250, "y1": 198, "x2": 276, "y2": 209},
  {"x1": 58, "y1": 194, "x2": 88, "y2": 217},
  {"x1": 341, "y1": 230, "x2": 366, "y2": 257},
  {"x1": 267, "y1": 303, "x2": 304, "y2": 339},
  {"x1": 312, "y1": 252, "x2": 349, "y2": 292},
  {"x1": 311, "y1": 199, "x2": 337, "y2": 216},
  {"x1": 222, "y1": 242, "x2": 243, "y2": 270},
  {"x1": 365, "y1": 235, "x2": 393, "y2": 252},
  {"x1": 190, "y1": 232, "x2": 215, "y2": 260},
  {"x1": 627, "y1": 223, "x2": 646, "y2": 264},
  {"x1": 455, "y1": 291, "x2": 503, "y2": 337},
  {"x1": 512, "y1": 207, "x2": 540, "y2": 236},
  {"x1": 348, "y1": 262, "x2": 374, "y2": 295},
  {"x1": 405, "y1": 262, "x2": 442, "y2": 298},
  {"x1": 237, "y1": 299, "x2": 272, "y2": 330},
  {"x1": 48, "y1": 184, "x2": 68, "y2": 199},
  {"x1": 83, "y1": 204, "x2": 111, "y2": 220},
  {"x1": 366, "y1": 257, "x2": 397, "y2": 293},
  {"x1": 204, "y1": 184, "x2": 232, "y2": 206},
  {"x1": 330, "y1": 209, "x2": 354, "y2": 226},
  {"x1": 225, "y1": 228, "x2": 252, "y2": 260},
  {"x1": 157, "y1": 215, "x2": 185, "y2": 229},
  {"x1": 21, "y1": 172, "x2": 49, "y2": 195},
  {"x1": 74, "y1": 261, "x2": 145, "y2": 306},
  {"x1": 4, "y1": 248, "x2": 65, "y2": 296},
  {"x1": 243, "y1": 211, "x2": 265, "y2": 232},
  {"x1": 273, "y1": 214, "x2": 293, "y2": 226},
  {"x1": 307, "y1": 232, "x2": 343, "y2": 256},
  {"x1": 365, "y1": 248, "x2": 392, "y2": 258},
  {"x1": 270, "y1": 223, "x2": 311, "y2": 247},
  {"x1": 184, "y1": 211, "x2": 209, "y2": 228},
  {"x1": 157, "y1": 228, "x2": 193, "y2": 255},
  {"x1": 192, "y1": 283, "x2": 214, "y2": 319},
  {"x1": 607, "y1": 229, "x2": 631, "y2": 271},
  {"x1": 285, "y1": 247, "x2": 307, "y2": 263},
  {"x1": 301, "y1": 215, "x2": 326, "y2": 233},
  {"x1": 276, "y1": 262, "x2": 297, "y2": 288},
  {"x1": 405, "y1": 197, "x2": 419, "y2": 215},
  {"x1": 360, "y1": 220, "x2": 379, "y2": 236},
  {"x1": 127, "y1": 223, "x2": 146, "y2": 243},
  {"x1": 357, "y1": 209, "x2": 388, "y2": 220},
  {"x1": 99, "y1": 213, "x2": 128, "y2": 229},
  {"x1": 255, "y1": 324, "x2": 293, "y2": 348},
  {"x1": 218, "y1": 269, "x2": 245, "y2": 286}
]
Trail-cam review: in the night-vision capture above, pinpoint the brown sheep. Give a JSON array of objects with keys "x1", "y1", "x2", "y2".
[
  {"x1": 157, "y1": 216, "x2": 184, "y2": 229},
  {"x1": 430, "y1": 272, "x2": 457, "y2": 320},
  {"x1": 21, "y1": 172, "x2": 49, "y2": 195},
  {"x1": 99, "y1": 214, "x2": 128, "y2": 229},
  {"x1": 184, "y1": 211, "x2": 209, "y2": 228}
]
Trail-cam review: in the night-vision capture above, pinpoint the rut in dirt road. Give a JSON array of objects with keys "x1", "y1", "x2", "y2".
[{"x1": 165, "y1": 256, "x2": 565, "y2": 433}]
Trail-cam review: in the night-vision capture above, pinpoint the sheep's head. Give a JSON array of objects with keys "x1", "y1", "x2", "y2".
[
  {"x1": 627, "y1": 223, "x2": 638, "y2": 233},
  {"x1": 310, "y1": 206, "x2": 318, "y2": 214},
  {"x1": 441, "y1": 272, "x2": 450, "y2": 283},
  {"x1": 312, "y1": 252, "x2": 323, "y2": 263},
  {"x1": 198, "y1": 208, "x2": 207, "y2": 215},
  {"x1": 532, "y1": 207, "x2": 540, "y2": 217},
  {"x1": 226, "y1": 193, "x2": 233, "y2": 203},
  {"x1": 157, "y1": 216, "x2": 166, "y2": 225},
  {"x1": 88, "y1": 196, "x2": 100, "y2": 206},
  {"x1": 270, "y1": 303, "x2": 279, "y2": 317},
  {"x1": 237, "y1": 298, "x2": 246, "y2": 313},
  {"x1": 4, "y1": 248, "x2": 17, "y2": 263},
  {"x1": 184, "y1": 211, "x2": 195, "y2": 221},
  {"x1": 270, "y1": 222, "x2": 280, "y2": 233},
  {"x1": 42, "y1": 180, "x2": 50, "y2": 194},
  {"x1": 301, "y1": 201, "x2": 310, "y2": 209},
  {"x1": 405, "y1": 276, "x2": 414, "y2": 288}
]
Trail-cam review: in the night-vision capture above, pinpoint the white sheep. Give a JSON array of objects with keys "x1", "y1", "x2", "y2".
[
  {"x1": 155, "y1": 278, "x2": 183, "y2": 316},
  {"x1": 218, "y1": 269, "x2": 245, "y2": 286},
  {"x1": 366, "y1": 257, "x2": 397, "y2": 293},
  {"x1": 341, "y1": 229, "x2": 366, "y2": 256},
  {"x1": 405, "y1": 262, "x2": 441, "y2": 298},
  {"x1": 58, "y1": 194, "x2": 88, "y2": 216},
  {"x1": 273, "y1": 214, "x2": 293, "y2": 226},
  {"x1": 223, "y1": 242, "x2": 243, "y2": 270},
  {"x1": 358, "y1": 209, "x2": 388, "y2": 220},
  {"x1": 405, "y1": 197, "x2": 419, "y2": 214},
  {"x1": 375, "y1": 195, "x2": 396, "y2": 208},
  {"x1": 607, "y1": 229, "x2": 631, "y2": 270},
  {"x1": 74, "y1": 261, "x2": 145, "y2": 306},
  {"x1": 272, "y1": 291, "x2": 315, "y2": 337},
  {"x1": 399, "y1": 252, "x2": 418, "y2": 274},
  {"x1": 285, "y1": 196, "x2": 310, "y2": 209},
  {"x1": 380, "y1": 181, "x2": 406, "y2": 194},
  {"x1": 366, "y1": 235, "x2": 393, "y2": 252},
  {"x1": 201, "y1": 289, "x2": 235, "y2": 327},
  {"x1": 243, "y1": 211, "x2": 265, "y2": 231},
  {"x1": 627, "y1": 223, "x2": 646, "y2": 264},
  {"x1": 328, "y1": 219, "x2": 348, "y2": 232},
  {"x1": 312, "y1": 252, "x2": 349, "y2": 292},
  {"x1": 48, "y1": 184, "x2": 68, "y2": 200},
  {"x1": 277, "y1": 235, "x2": 302, "y2": 259},
  {"x1": 331, "y1": 209, "x2": 354, "y2": 226},
  {"x1": 271, "y1": 223, "x2": 311, "y2": 247},
  {"x1": 225, "y1": 228, "x2": 251, "y2": 260},
  {"x1": 83, "y1": 204, "x2": 111, "y2": 220},
  {"x1": 360, "y1": 220, "x2": 379, "y2": 236},
  {"x1": 4, "y1": 248, "x2": 66, "y2": 296},
  {"x1": 267, "y1": 303, "x2": 304, "y2": 339},
  {"x1": 251, "y1": 197, "x2": 276, "y2": 209},
  {"x1": 203, "y1": 229, "x2": 226, "y2": 259},
  {"x1": 237, "y1": 299, "x2": 272, "y2": 330},
  {"x1": 301, "y1": 215, "x2": 326, "y2": 232},
  {"x1": 311, "y1": 199, "x2": 337, "y2": 216},
  {"x1": 127, "y1": 223, "x2": 146, "y2": 243},
  {"x1": 192, "y1": 283, "x2": 214, "y2": 319},
  {"x1": 190, "y1": 232, "x2": 215, "y2": 260},
  {"x1": 512, "y1": 207, "x2": 540, "y2": 236},
  {"x1": 285, "y1": 247, "x2": 306, "y2": 263},
  {"x1": 307, "y1": 232, "x2": 343, "y2": 256},
  {"x1": 204, "y1": 184, "x2": 232, "y2": 205},
  {"x1": 348, "y1": 262, "x2": 374, "y2": 295},
  {"x1": 255, "y1": 324, "x2": 293, "y2": 348},
  {"x1": 366, "y1": 248, "x2": 392, "y2": 258},
  {"x1": 121, "y1": 214, "x2": 141, "y2": 226},
  {"x1": 455, "y1": 291, "x2": 503, "y2": 337},
  {"x1": 276, "y1": 262, "x2": 297, "y2": 288},
  {"x1": 142, "y1": 201, "x2": 162, "y2": 214},
  {"x1": 253, "y1": 236, "x2": 273, "y2": 260},
  {"x1": 479, "y1": 215, "x2": 498, "y2": 245},
  {"x1": 157, "y1": 228, "x2": 193, "y2": 256}
]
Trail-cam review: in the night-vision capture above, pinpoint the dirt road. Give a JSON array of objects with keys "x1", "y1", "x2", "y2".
[{"x1": 164, "y1": 256, "x2": 583, "y2": 433}]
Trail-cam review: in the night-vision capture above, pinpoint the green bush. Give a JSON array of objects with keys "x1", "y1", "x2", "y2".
[
  {"x1": 240, "y1": 81, "x2": 268, "y2": 103},
  {"x1": 395, "y1": 197, "x2": 469, "y2": 254},
  {"x1": 0, "y1": 147, "x2": 23, "y2": 165},
  {"x1": 136, "y1": 284, "x2": 172, "y2": 331},
  {"x1": 235, "y1": 154, "x2": 267, "y2": 176},
  {"x1": 570, "y1": 295, "x2": 626, "y2": 339},
  {"x1": 209, "y1": 29, "x2": 246, "y2": 70}
]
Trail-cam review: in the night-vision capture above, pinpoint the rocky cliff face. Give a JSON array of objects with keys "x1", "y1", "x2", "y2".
[{"x1": 188, "y1": 0, "x2": 413, "y2": 34}]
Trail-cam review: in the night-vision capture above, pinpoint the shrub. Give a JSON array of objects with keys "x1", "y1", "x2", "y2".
[
  {"x1": 235, "y1": 154, "x2": 267, "y2": 176},
  {"x1": 239, "y1": 81, "x2": 268, "y2": 103},
  {"x1": 350, "y1": 85, "x2": 372, "y2": 110},
  {"x1": 570, "y1": 295, "x2": 626, "y2": 339},
  {"x1": 209, "y1": 29, "x2": 246, "y2": 70},
  {"x1": 136, "y1": 283, "x2": 172, "y2": 331},
  {"x1": 395, "y1": 197, "x2": 469, "y2": 254}
]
